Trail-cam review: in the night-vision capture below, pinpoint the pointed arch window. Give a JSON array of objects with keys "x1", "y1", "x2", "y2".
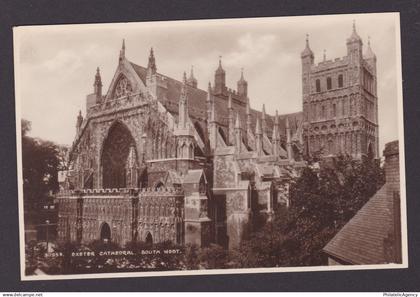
[
  {"x1": 338, "y1": 74, "x2": 344, "y2": 88},
  {"x1": 315, "y1": 79, "x2": 321, "y2": 92},
  {"x1": 327, "y1": 77, "x2": 332, "y2": 90},
  {"x1": 114, "y1": 75, "x2": 132, "y2": 98}
]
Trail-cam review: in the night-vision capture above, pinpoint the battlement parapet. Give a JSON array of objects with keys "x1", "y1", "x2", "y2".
[
  {"x1": 57, "y1": 186, "x2": 184, "y2": 199},
  {"x1": 139, "y1": 187, "x2": 184, "y2": 196},
  {"x1": 312, "y1": 56, "x2": 348, "y2": 73}
]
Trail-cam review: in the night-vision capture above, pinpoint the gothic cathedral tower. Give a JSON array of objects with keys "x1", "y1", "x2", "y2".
[{"x1": 302, "y1": 22, "x2": 379, "y2": 159}]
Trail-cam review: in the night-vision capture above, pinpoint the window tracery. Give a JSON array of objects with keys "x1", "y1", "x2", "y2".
[{"x1": 114, "y1": 76, "x2": 133, "y2": 98}]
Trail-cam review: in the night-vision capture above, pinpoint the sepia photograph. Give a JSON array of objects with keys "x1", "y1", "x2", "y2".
[{"x1": 13, "y1": 12, "x2": 407, "y2": 281}]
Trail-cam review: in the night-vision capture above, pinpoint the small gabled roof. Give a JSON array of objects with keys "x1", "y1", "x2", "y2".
[
  {"x1": 323, "y1": 185, "x2": 395, "y2": 264},
  {"x1": 183, "y1": 169, "x2": 207, "y2": 184},
  {"x1": 165, "y1": 170, "x2": 183, "y2": 185}
]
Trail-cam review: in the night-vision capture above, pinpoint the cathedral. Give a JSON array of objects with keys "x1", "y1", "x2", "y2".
[{"x1": 56, "y1": 23, "x2": 378, "y2": 249}]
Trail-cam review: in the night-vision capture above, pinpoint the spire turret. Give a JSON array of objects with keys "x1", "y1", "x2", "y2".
[
  {"x1": 272, "y1": 110, "x2": 279, "y2": 140},
  {"x1": 365, "y1": 36, "x2": 376, "y2": 59},
  {"x1": 178, "y1": 72, "x2": 189, "y2": 130},
  {"x1": 246, "y1": 97, "x2": 252, "y2": 133},
  {"x1": 255, "y1": 117, "x2": 263, "y2": 156},
  {"x1": 214, "y1": 55, "x2": 226, "y2": 94},
  {"x1": 272, "y1": 110, "x2": 280, "y2": 157},
  {"x1": 261, "y1": 104, "x2": 267, "y2": 135},
  {"x1": 301, "y1": 34, "x2": 314, "y2": 85},
  {"x1": 346, "y1": 20, "x2": 363, "y2": 64},
  {"x1": 235, "y1": 112, "x2": 241, "y2": 129},
  {"x1": 301, "y1": 34, "x2": 314, "y2": 59},
  {"x1": 183, "y1": 71, "x2": 187, "y2": 85},
  {"x1": 76, "y1": 110, "x2": 83, "y2": 132},
  {"x1": 234, "y1": 112, "x2": 243, "y2": 153},
  {"x1": 207, "y1": 81, "x2": 212, "y2": 101},
  {"x1": 119, "y1": 39, "x2": 126, "y2": 62},
  {"x1": 93, "y1": 67, "x2": 103, "y2": 101},
  {"x1": 237, "y1": 68, "x2": 248, "y2": 97},
  {"x1": 286, "y1": 116, "x2": 293, "y2": 160},
  {"x1": 175, "y1": 72, "x2": 194, "y2": 160},
  {"x1": 255, "y1": 117, "x2": 262, "y2": 135},
  {"x1": 348, "y1": 20, "x2": 362, "y2": 43},
  {"x1": 147, "y1": 47, "x2": 157, "y2": 74},
  {"x1": 216, "y1": 56, "x2": 224, "y2": 72},
  {"x1": 187, "y1": 65, "x2": 198, "y2": 88},
  {"x1": 262, "y1": 104, "x2": 266, "y2": 120},
  {"x1": 206, "y1": 82, "x2": 212, "y2": 121},
  {"x1": 211, "y1": 98, "x2": 216, "y2": 122},
  {"x1": 228, "y1": 93, "x2": 234, "y2": 145}
]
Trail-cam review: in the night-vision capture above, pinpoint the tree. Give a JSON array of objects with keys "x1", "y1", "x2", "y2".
[
  {"x1": 285, "y1": 154, "x2": 385, "y2": 266},
  {"x1": 230, "y1": 154, "x2": 385, "y2": 268},
  {"x1": 230, "y1": 206, "x2": 292, "y2": 268},
  {"x1": 22, "y1": 119, "x2": 60, "y2": 209}
]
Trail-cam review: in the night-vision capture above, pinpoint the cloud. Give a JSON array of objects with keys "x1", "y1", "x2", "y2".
[{"x1": 224, "y1": 33, "x2": 277, "y2": 68}]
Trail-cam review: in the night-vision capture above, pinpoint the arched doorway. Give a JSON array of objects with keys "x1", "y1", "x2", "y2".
[
  {"x1": 145, "y1": 232, "x2": 153, "y2": 246},
  {"x1": 155, "y1": 181, "x2": 164, "y2": 190},
  {"x1": 100, "y1": 223, "x2": 111, "y2": 242},
  {"x1": 101, "y1": 122, "x2": 137, "y2": 188}
]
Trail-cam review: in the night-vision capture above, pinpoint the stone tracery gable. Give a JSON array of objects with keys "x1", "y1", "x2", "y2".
[
  {"x1": 113, "y1": 75, "x2": 133, "y2": 98},
  {"x1": 104, "y1": 59, "x2": 147, "y2": 102}
]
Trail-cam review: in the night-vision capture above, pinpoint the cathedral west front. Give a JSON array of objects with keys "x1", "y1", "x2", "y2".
[{"x1": 56, "y1": 23, "x2": 378, "y2": 250}]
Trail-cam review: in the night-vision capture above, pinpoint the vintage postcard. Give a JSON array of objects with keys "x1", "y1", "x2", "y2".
[{"x1": 14, "y1": 12, "x2": 407, "y2": 281}]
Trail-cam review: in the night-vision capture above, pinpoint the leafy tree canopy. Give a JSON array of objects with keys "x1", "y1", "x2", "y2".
[
  {"x1": 22, "y1": 119, "x2": 61, "y2": 208},
  {"x1": 231, "y1": 154, "x2": 385, "y2": 268}
]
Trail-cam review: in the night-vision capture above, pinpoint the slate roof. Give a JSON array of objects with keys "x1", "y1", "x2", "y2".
[
  {"x1": 323, "y1": 185, "x2": 395, "y2": 264},
  {"x1": 129, "y1": 61, "x2": 303, "y2": 138},
  {"x1": 183, "y1": 169, "x2": 205, "y2": 184},
  {"x1": 165, "y1": 170, "x2": 182, "y2": 185}
]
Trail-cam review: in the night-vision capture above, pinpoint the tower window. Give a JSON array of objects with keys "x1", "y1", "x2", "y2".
[
  {"x1": 327, "y1": 77, "x2": 332, "y2": 90},
  {"x1": 316, "y1": 79, "x2": 321, "y2": 92},
  {"x1": 321, "y1": 106, "x2": 325, "y2": 118},
  {"x1": 338, "y1": 74, "x2": 343, "y2": 88},
  {"x1": 333, "y1": 104, "x2": 336, "y2": 117}
]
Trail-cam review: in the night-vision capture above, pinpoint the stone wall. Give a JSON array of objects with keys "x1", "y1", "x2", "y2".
[{"x1": 56, "y1": 188, "x2": 184, "y2": 247}]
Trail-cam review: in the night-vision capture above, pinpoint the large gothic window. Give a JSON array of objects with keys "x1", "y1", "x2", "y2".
[
  {"x1": 338, "y1": 74, "x2": 344, "y2": 88},
  {"x1": 327, "y1": 77, "x2": 332, "y2": 90},
  {"x1": 315, "y1": 79, "x2": 321, "y2": 92},
  {"x1": 101, "y1": 122, "x2": 137, "y2": 189},
  {"x1": 114, "y1": 76, "x2": 133, "y2": 98}
]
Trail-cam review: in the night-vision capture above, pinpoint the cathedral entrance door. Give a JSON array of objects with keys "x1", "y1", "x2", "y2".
[
  {"x1": 100, "y1": 223, "x2": 111, "y2": 242},
  {"x1": 145, "y1": 232, "x2": 153, "y2": 246}
]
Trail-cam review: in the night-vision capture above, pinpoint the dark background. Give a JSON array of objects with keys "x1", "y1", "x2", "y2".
[{"x1": 0, "y1": 0, "x2": 419, "y2": 292}]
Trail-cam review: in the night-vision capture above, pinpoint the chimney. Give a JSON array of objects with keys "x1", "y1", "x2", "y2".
[
  {"x1": 383, "y1": 140, "x2": 402, "y2": 264},
  {"x1": 383, "y1": 140, "x2": 400, "y2": 194}
]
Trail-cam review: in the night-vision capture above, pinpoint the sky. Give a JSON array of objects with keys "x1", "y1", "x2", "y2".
[{"x1": 14, "y1": 13, "x2": 402, "y2": 154}]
